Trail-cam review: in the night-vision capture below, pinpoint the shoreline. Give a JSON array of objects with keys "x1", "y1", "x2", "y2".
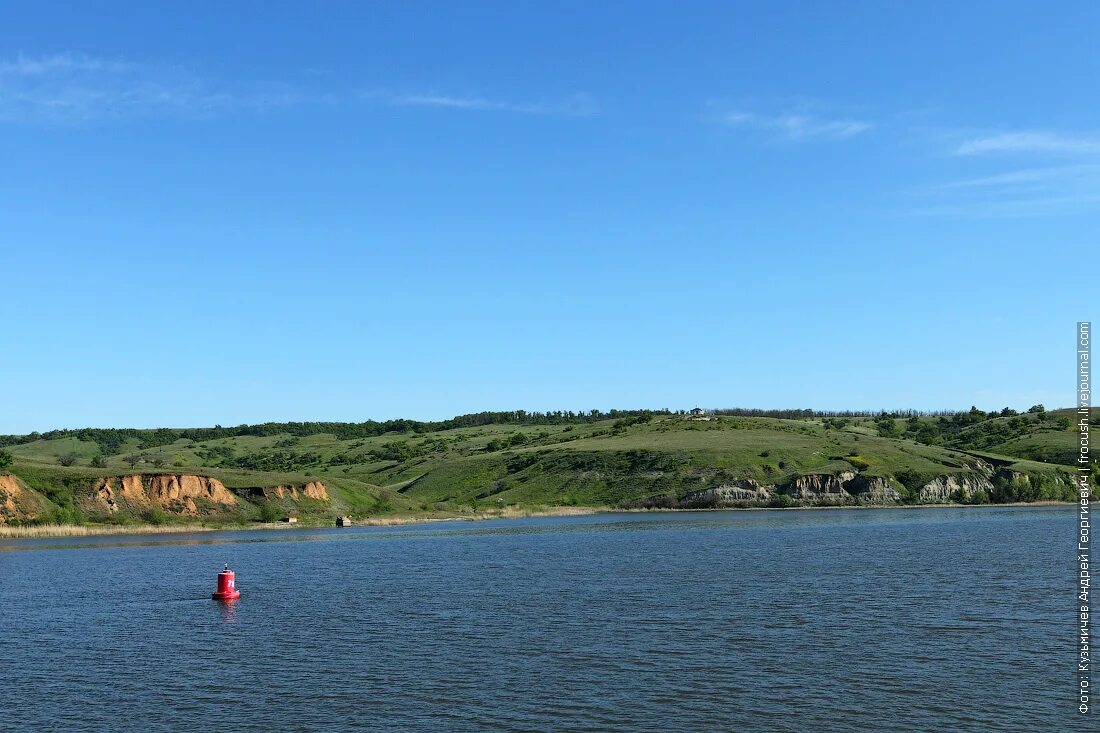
[
  {"x1": 619, "y1": 499, "x2": 1073, "y2": 513},
  {"x1": 0, "y1": 501, "x2": 1073, "y2": 540},
  {"x1": 0, "y1": 506, "x2": 601, "y2": 539}
]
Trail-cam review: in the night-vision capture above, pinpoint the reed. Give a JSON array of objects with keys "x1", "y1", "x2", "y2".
[
  {"x1": 0, "y1": 523, "x2": 213, "y2": 539},
  {"x1": 0, "y1": 507, "x2": 605, "y2": 538}
]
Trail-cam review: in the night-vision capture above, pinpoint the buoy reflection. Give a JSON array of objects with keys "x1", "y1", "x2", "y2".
[{"x1": 217, "y1": 597, "x2": 239, "y2": 623}]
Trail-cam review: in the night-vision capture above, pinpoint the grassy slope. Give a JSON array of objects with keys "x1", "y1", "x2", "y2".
[
  {"x1": 950, "y1": 408, "x2": 1094, "y2": 465},
  {"x1": 4, "y1": 413, "x2": 1080, "y2": 525},
  {"x1": 380, "y1": 416, "x2": 1075, "y2": 507},
  {"x1": 845, "y1": 407, "x2": 1095, "y2": 466},
  {"x1": 6, "y1": 450, "x2": 406, "y2": 525}
]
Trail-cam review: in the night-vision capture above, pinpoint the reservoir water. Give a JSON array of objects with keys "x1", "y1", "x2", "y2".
[{"x1": 0, "y1": 507, "x2": 1084, "y2": 732}]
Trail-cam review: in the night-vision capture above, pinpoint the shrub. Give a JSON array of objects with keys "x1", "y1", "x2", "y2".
[
  {"x1": 258, "y1": 502, "x2": 282, "y2": 522},
  {"x1": 769, "y1": 494, "x2": 795, "y2": 508},
  {"x1": 875, "y1": 419, "x2": 900, "y2": 437},
  {"x1": 0, "y1": 449, "x2": 14, "y2": 470},
  {"x1": 57, "y1": 453, "x2": 79, "y2": 467},
  {"x1": 90, "y1": 455, "x2": 107, "y2": 468}
]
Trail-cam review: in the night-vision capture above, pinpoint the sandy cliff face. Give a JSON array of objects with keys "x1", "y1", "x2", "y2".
[
  {"x1": 1, "y1": 474, "x2": 24, "y2": 521},
  {"x1": 268, "y1": 485, "x2": 297, "y2": 500},
  {"x1": 780, "y1": 470, "x2": 1000, "y2": 505},
  {"x1": 145, "y1": 474, "x2": 237, "y2": 505},
  {"x1": 682, "y1": 479, "x2": 773, "y2": 507},
  {"x1": 251, "y1": 479, "x2": 327, "y2": 501},
  {"x1": 846, "y1": 475, "x2": 903, "y2": 504},
  {"x1": 95, "y1": 474, "x2": 237, "y2": 515},
  {"x1": 0, "y1": 474, "x2": 51, "y2": 523},
  {"x1": 250, "y1": 482, "x2": 330, "y2": 502},
  {"x1": 682, "y1": 472, "x2": 905, "y2": 507},
  {"x1": 89, "y1": 475, "x2": 330, "y2": 518},
  {"x1": 918, "y1": 474, "x2": 993, "y2": 503},
  {"x1": 302, "y1": 481, "x2": 329, "y2": 500},
  {"x1": 782, "y1": 471, "x2": 858, "y2": 503}
]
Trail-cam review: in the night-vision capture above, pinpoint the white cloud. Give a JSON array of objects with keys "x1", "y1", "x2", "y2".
[
  {"x1": 906, "y1": 126, "x2": 1100, "y2": 217},
  {"x1": 0, "y1": 53, "x2": 311, "y2": 124},
  {"x1": 935, "y1": 164, "x2": 1100, "y2": 190},
  {"x1": 956, "y1": 131, "x2": 1100, "y2": 156},
  {"x1": 910, "y1": 164, "x2": 1100, "y2": 217},
  {"x1": 370, "y1": 91, "x2": 597, "y2": 117},
  {"x1": 716, "y1": 109, "x2": 871, "y2": 141},
  {"x1": 0, "y1": 58, "x2": 596, "y2": 125},
  {"x1": 0, "y1": 52, "x2": 130, "y2": 76}
]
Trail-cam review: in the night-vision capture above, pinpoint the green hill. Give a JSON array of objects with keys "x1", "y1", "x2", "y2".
[
  {"x1": 833, "y1": 406, "x2": 1096, "y2": 466},
  {"x1": 1, "y1": 407, "x2": 1091, "y2": 528}
]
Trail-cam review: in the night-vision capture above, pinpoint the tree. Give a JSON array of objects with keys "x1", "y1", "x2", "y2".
[
  {"x1": 875, "y1": 417, "x2": 900, "y2": 438},
  {"x1": 0, "y1": 449, "x2": 12, "y2": 470},
  {"x1": 1028, "y1": 404, "x2": 1046, "y2": 414},
  {"x1": 125, "y1": 454, "x2": 142, "y2": 469},
  {"x1": 57, "y1": 453, "x2": 79, "y2": 467}
]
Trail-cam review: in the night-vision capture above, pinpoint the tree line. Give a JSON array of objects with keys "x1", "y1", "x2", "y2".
[
  {"x1": 4, "y1": 405, "x2": 1077, "y2": 458},
  {"x1": 0, "y1": 409, "x2": 673, "y2": 455}
]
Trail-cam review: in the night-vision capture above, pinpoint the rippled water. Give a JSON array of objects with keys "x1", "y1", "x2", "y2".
[{"x1": 0, "y1": 507, "x2": 1087, "y2": 732}]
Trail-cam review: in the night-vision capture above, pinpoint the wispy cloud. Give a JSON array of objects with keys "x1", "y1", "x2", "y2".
[
  {"x1": 0, "y1": 52, "x2": 130, "y2": 77},
  {"x1": 956, "y1": 131, "x2": 1100, "y2": 156},
  {"x1": 0, "y1": 52, "x2": 319, "y2": 124},
  {"x1": 0, "y1": 54, "x2": 599, "y2": 125},
  {"x1": 934, "y1": 164, "x2": 1100, "y2": 190},
  {"x1": 713, "y1": 106, "x2": 872, "y2": 141},
  {"x1": 909, "y1": 163, "x2": 1100, "y2": 218},
  {"x1": 900, "y1": 124, "x2": 1100, "y2": 217},
  {"x1": 906, "y1": 194, "x2": 1100, "y2": 218},
  {"x1": 368, "y1": 91, "x2": 597, "y2": 117}
]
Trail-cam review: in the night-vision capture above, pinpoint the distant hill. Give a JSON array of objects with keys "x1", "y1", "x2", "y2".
[{"x1": 0, "y1": 407, "x2": 1093, "y2": 527}]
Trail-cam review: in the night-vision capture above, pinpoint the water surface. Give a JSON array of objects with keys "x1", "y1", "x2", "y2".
[{"x1": 0, "y1": 507, "x2": 1084, "y2": 731}]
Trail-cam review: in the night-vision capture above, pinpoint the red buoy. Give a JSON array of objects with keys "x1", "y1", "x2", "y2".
[{"x1": 212, "y1": 564, "x2": 241, "y2": 601}]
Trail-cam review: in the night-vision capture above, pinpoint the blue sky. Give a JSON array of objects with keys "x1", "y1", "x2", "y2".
[{"x1": 0, "y1": 1, "x2": 1096, "y2": 433}]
